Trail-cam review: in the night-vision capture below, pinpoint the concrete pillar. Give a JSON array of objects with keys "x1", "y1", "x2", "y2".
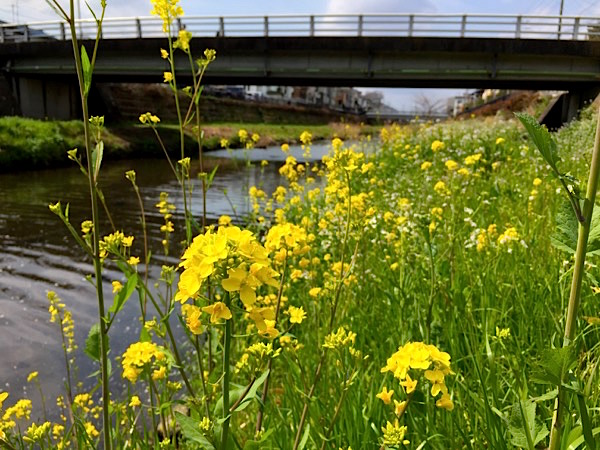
[{"x1": 16, "y1": 77, "x2": 79, "y2": 120}]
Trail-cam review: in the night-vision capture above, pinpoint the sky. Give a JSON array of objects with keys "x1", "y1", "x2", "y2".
[{"x1": 2, "y1": 0, "x2": 599, "y2": 110}]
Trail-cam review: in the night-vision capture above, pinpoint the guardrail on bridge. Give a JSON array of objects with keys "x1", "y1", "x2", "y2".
[{"x1": 1, "y1": 13, "x2": 600, "y2": 43}]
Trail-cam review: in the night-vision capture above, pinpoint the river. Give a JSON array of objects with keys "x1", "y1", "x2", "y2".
[{"x1": 0, "y1": 142, "x2": 333, "y2": 408}]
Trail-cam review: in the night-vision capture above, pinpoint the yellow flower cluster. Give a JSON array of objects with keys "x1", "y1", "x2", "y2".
[
  {"x1": 381, "y1": 420, "x2": 410, "y2": 446},
  {"x1": 156, "y1": 192, "x2": 175, "y2": 254},
  {"x1": 150, "y1": 0, "x2": 184, "y2": 33},
  {"x1": 139, "y1": 112, "x2": 160, "y2": 124},
  {"x1": 431, "y1": 140, "x2": 445, "y2": 152},
  {"x1": 48, "y1": 291, "x2": 76, "y2": 354},
  {"x1": 121, "y1": 341, "x2": 166, "y2": 383},
  {"x1": 176, "y1": 226, "x2": 279, "y2": 311},
  {"x1": 323, "y1": 327, "x2": 356, "y2": 350},
  {"x1": 23, "y1": 421, "x2": 51, "y2": 443},
  {"x1": 381, "y1": 341, "x2": 454, "y2": 411}
]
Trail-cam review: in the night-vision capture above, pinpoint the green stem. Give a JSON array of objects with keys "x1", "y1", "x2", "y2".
[
  {"x1": 66, "y1": 3, "x2": 111, "y2": 448},
  {"x1": 549, "y1": 108, "x2": 600, "y2": 450},
  {"x1": 220, "y1": 295, "x2": 233, "y2": 450}
]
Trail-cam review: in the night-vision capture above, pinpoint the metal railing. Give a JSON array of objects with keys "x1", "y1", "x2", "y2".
[{"x1": 1, "y1": 13, "x2": 600, "y2": 43}]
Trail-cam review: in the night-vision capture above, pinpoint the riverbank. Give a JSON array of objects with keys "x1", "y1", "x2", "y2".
[{"x1": 0, "y1": 116, "x2": 379, "y2": 172}]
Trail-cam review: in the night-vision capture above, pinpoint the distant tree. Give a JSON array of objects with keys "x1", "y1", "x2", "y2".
[{"x1": 413, "y1": 93, "x2": 446, "y2": 116}]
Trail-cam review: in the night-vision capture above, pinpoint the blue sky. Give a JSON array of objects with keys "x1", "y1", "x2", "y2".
[{"x1": 3, "y1": 0, "x2": 599, "y2": 110}]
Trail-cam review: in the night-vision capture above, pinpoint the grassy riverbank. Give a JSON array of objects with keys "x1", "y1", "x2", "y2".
[{"x1": 0, "y1": 116, "x2": 378, "y2": 172}]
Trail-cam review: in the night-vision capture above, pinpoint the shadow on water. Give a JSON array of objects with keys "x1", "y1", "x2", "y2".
[{"x1": 0, "y1": 141, "x2": 333, "y2": 411}]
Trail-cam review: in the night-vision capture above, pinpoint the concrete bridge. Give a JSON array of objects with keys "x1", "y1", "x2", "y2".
[{"x1": 1, "y1": 13, "x2": 600, "y2": 120}]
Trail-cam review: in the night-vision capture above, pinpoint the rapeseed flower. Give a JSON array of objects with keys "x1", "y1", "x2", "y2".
[
  {"x1": 381, "y1": 420, "x2": 410, "y2": 446},
  {"x1": 431, "y1": 140, "x2": 445, "y2": 152},
  {"x1": 202, "y1": 302, "x2": 232, "y2": 323},
  {"x1": 376, "y1": 386, "x2": 394, "y2": 404},
  {"x1": 287, "y1": 306, "x2": 306, "y2": 324}
]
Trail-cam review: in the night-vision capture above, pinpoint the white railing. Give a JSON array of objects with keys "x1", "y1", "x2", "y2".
[{"x1": 1, "y1": 13, "x2": 600, "y2": 43}]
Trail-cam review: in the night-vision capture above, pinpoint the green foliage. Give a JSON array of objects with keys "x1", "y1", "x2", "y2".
[
  {"x1": 507, "y1": 400, "x2": 549, "y2": 449},
  {"x1": 515, "y1": 112, "x2": 561, "y2": 173}
]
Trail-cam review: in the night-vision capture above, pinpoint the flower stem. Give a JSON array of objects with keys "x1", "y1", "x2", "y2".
[
  {"x1": 220, "y1": 296, "x2": 233, "y2": 450},
  {"x1": 548, "y1": 107, "x2": 600, "y2": 449}
]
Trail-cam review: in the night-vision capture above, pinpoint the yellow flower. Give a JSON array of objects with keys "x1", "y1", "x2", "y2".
[
  {"x1": 27, "y1": 371, "x2": 38, "y2": 383},
  {"x1": 202, "y1": 302, "x2": 232, "y2": 323},
  {"x1": 160, "y1": 48, "x2": 168, "y2": 59},
  {"x1": 445, "y1": 160, "x2": 458, "y2": 171},
  {"x1": 496, "y1": 137, "x2": 505, "y2": 145},
  {"x1": 220, "y1": 138, "x2": 229, "y2": 148},
  {"x1": 533, "y1": 177, "x2": 542, "y2": 186},
  {"x1": 128, "y1": 256, "x2": 140, "y2": 266},
  {"x1": 221, "y1": 267, "x2": 260, "y2": 307},
  {"x1": 431, "y1": 140, "x2": 445, "y2": 152},
  {"x1": 112, "y1": 280, "x2": 123, "y2": 294},
  {"x1": 174, "y1": 29, "x2": 192, "y2": 52},
  {"x1": 434, "y1": 181, "x2": 449, "y2": 196},
  {"x1": 281, "y1": 143, "x2": 290, "y2": 153},
  {"x1": 309, "y1": 287, "x2": 322, "y2": 298},
  {"x1": 400, "y1": 373, "x2": 417, "y2": 394},
  {"x1": 181, "y1": 304, "x2": 204, "y2": 335},
  {"x1": 394, "y1": 399, "x2": 407, "y2": 416},
  {"x1": 376, "y1": 386, "x2": 394, "y2": 405},
  {"x1": 436, "y1": 393, "x2": 454, "y2": 410},
  {"x1": 129, "y1": 395, "x2": 141, "y2": 407},
  {"x1": 163, "y1": 71, "x2": 173, "y2": 83},
  {"x1": 381, "y1": 420, "x2": 410, "y2": 446},
  {"x1": 0, "y1": 392, "x2": 8, "y2": 409},
  {"x1": 420, "y1": 161, "x2": 432, "y2": 170},
  {"x1": 287, "y1": 306, "x2": 306, "y2": 324},
  {"x1": 218, "y1": 215, "x2": 232, "y2": 226}
]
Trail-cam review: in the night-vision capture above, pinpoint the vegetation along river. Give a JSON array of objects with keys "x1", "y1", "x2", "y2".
[{"x1": 0, "y1": 142, "x2": 335, "y2": 407}]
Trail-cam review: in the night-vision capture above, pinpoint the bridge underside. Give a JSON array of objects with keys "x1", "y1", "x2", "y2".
[{"x1": 1, "y1": 36, "x2": 600, "y2": 118}]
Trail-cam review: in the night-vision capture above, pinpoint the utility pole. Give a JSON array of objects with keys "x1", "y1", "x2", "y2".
[{"x1": 558, "y1": 0, "x2": 565, "y2": 39}]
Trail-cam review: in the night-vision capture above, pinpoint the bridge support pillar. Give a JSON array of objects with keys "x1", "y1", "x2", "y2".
[
  {"x1": 540, "y1": 87, "x2": 600, "y2": 130},
  {"x1": 14, "y1": 77, "x2": 80, "y2": 120},
  {"x1": 0, "y1": 73, "x2": 20, "y2": 116}
]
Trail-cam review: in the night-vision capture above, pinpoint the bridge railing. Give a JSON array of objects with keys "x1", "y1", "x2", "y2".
[{"x1": 1, "y1": 13, "x2": 600, "y2": 43}]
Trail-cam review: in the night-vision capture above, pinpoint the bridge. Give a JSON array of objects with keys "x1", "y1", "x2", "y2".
[{"x1": 1, "y1": 13, "x2": 600, "y2": 120}]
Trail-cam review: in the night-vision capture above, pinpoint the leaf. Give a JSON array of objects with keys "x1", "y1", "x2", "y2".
[
  {"x1": 213, "y1": 370, "x2": 270, "y2": 417},
  {"x1": 298, "y1": 423, "x2": 310, "y2": 450},
  {"x1": 552, "y1": 199, "x2": 600, "y2": 255},
  {"x1": 175, "y1": 412, "x2": 215, "y2": 449},
  {"x1": 515, "y1": 112, "x2": 561, "y2": 173},
  {"x1": 575, "y1": 392, "x2": 596, "y2": 450},
  {"x1": 84, "y1": 323, "x2": 103, "y2": 361},
  {"x1": 108, "y1": 273, "x2": 138, "y2": 316},
  {"x1": 507, "y1": 400, "x2": 549, "y2": 449},
  {"x1": 91, "y1": 140, "x2": 103, "y2": 182},
  {"x1": 243, "y1": 429, "x2": 275, "y2": 450},
  {"x1": 531, "y1": 345, "x2": 577, "y2": 386},
  {"x1": 567, "y1": 427, "x2": 600, "y2": 450},
  {"x1": 551, "y1": 199, "x2": 579, "y2": 254},
  {"x1": 194, "y1": 85, "x2": 204, "y2": 106},
  {"x1": 232, "y1": 369, "x2": 270, "y2": 413},
  {"x1": 80, "y1": 45, "x2": 92, "y2": 97}
]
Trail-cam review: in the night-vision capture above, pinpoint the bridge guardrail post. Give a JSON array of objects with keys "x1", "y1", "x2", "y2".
[
  {"x1": 264, "y1": 16, "x2": 268, "y2": 37},
  {"x1": 358, "y1": 15, "x2": 363, "y2": 36},
  {"x1": 219, "y1": 17, "x2": 225, "y2": 37},
  {"x1": 0, "y1": 26, "x2": 4, "y2": 44},
  {"x1": 408, "y1": 15, "x2": 414, "y2": 37},
  {"x1": 310, "y1": 15, "x2": 315, "y2": 37},
  {"x1": 177, "y1": 18, "x2": 182, "y2": 33},
  {"x1": 516, "y1": 16, "x2": 522, "y2": 38},
  {"x1": 136, "y1": 18, "x2": 142, "y2": 39},
  {"x1": 60, "y1": 22, "x2": 66, "y2": 40},
  {"x1": 573, "y1": 17, "x2": 580, "y2": 40},
  {"x1": 461, "y1": 15, "x2": 467, "y2": 37},
  {"x1": 24, "y1": 25, "x2": 29, "y2": 42}
]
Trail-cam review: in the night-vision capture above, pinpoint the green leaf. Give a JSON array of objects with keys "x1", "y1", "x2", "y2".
[
  {"x1": 575, "y1": 392, "x2": 596, "y2": 450},
  {"x1": 243, "y1": 429, "x2": 275, "y2": 449},
  {"x1": 298, "y1": 423, "x2": 310, "y2": 450},
  {"x1": 80, "y1": 45, "x2": 92, "y2": 97},
  {"x1": 233, "y1": 369, "x2": 270, "y2": 413},
  {"x1": 108, "y1": 273, "x2": 138, "y2": 316},
  {"x1": 175, "y1": 412, "x2": 215, "y2": 449},
  {"x1": 214, "y1": 370, "x2": 270, "y2": 417},
  {"x1": 507, "y1": 400, "x2": 549, "y2": 449},
  {"x1": 515, "y1": 112, "x2": 560, "y2": 173},
  {"x1": 567, "y1": 427, "x2": 600, "y2": 450},
  {"x1": 531, "y1": 345, "x2": 577, "y2": 386},
  {"x1": 551, "y1": 199, "x2": 580, "y2": 254},
  {"x1": 84, "y1": 323, "x2": 101, "y2": 361},
  {"x1": 552, "y1": 199, "x2": 600, "y2": 255},
  {"x1": 91, "y1": 140, "x2": 103, "y2": 182},
  {"x1": 194, "y1": 85, "x2": 204, "y2": 106}
]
